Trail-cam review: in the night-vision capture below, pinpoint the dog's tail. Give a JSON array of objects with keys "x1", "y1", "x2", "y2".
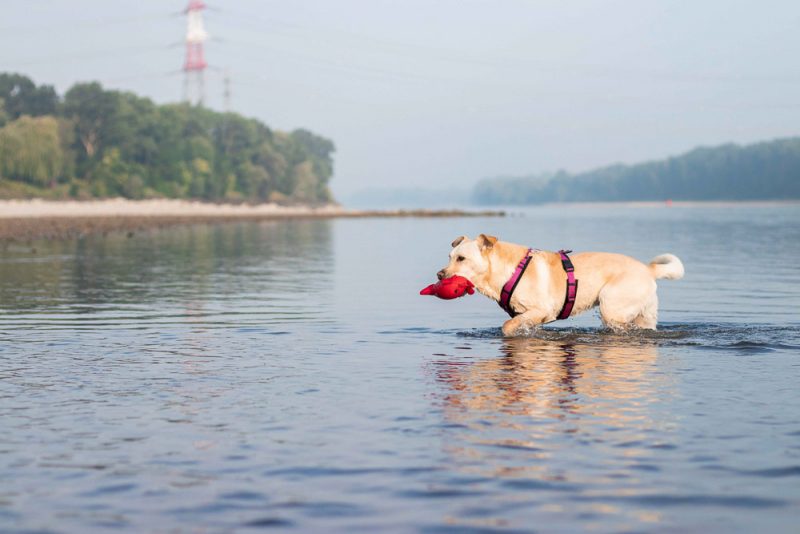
[{"x1": 648, "y1": 253, "x2": 684, "y2": 280}]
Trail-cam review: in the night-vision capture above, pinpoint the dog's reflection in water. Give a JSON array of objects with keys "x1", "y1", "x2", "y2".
[
  {"x1": 432, "y1": 336, "x2": 666, "y2": 451},
  {"x1": 429, "y1": 338, "x2": 671, "y2": 528}
]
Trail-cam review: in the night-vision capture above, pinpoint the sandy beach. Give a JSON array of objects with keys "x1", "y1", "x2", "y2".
[
  {"x1": 0, "y1": 198, "x2": 353, "y2": 219},
  {"x1": 0, "y1": 199, "x2": 504, "y2": 241}
]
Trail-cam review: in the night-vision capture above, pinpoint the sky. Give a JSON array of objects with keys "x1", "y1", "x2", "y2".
[{"x1": 1, "y1": 0, "x2": 799, "y2": 198}]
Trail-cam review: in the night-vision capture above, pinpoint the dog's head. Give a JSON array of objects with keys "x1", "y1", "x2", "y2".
[{"x1": 437, "y1": 234, "x2": 498, "y2": 281}]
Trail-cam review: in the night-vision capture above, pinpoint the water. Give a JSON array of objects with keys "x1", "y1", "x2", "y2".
[{"x1": 1, "y1": 205, "x2": 799, "y2": 533}]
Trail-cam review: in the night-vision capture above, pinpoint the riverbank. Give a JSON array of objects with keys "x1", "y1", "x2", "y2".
[{"x1": 0, "y1": 199, "x2": 504, "y2": 241}]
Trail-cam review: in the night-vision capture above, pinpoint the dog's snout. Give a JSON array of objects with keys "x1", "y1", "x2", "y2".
[{"x1": 437, "y1": 269, "x2": 446, "y2": 280}]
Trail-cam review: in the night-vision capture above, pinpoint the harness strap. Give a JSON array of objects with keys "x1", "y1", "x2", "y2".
[
  {"x1": 557, "y1": 250, "x2": 578, "y2": 320},
  {"x1": 498, "y1": 248, "x2": 532, "y2": 317},
  {"x1": 498, "y1": 248, "x2": 579, "y2": 320}
]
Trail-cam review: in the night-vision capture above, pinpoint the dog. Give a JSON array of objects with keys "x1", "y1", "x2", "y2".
[{"x1": 437, "y1": 234, "x2": 684, "y2": 335}]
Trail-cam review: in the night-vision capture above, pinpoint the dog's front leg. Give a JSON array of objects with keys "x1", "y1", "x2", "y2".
[{"x1": 502, "y1": 310, "x2": 548, "y2": 336}]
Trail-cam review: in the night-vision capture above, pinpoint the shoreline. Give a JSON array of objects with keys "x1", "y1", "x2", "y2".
[
  {"x1": 2, "y1": 197, "x2": 795, "y2": 242},
  {"x1": 535, "y1": 200, "x2": 800, "y2": 208},
  {"x1": 0, "y1": 199, "x2": 505, "y2": 242}
]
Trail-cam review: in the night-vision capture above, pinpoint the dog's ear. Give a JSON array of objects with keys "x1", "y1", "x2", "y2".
[
  {"x1": 451, "y1": 235, "x2": 468, "y2": 248},
  {"x1": 477, "y1": 234, "x2": 498, "y2": 250}
]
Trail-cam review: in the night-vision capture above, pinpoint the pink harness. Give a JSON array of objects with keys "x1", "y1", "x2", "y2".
[{"x1": 498, "y1": 249, "x2": 578, "y2": 320}]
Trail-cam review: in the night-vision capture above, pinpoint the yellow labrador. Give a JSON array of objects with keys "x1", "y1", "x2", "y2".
[{"x1": 437, "y1": 234, "x2": 684, "y2": 335}]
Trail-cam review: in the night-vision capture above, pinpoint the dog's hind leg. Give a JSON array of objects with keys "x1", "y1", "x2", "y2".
[
  {"x1": 599, "y1": 276, "x2": 658, "y2": 331},
  {"x1": 633, "y1": 294, "x2": 658, "y2": 330}
]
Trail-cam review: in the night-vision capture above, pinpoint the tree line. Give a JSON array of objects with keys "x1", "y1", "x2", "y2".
[
  {"x1": 0, "y1": 72, "x2": 335, "y2": 203},
  {"x1": 473, "y1": 138, "x2": 800, "y2": 204}
]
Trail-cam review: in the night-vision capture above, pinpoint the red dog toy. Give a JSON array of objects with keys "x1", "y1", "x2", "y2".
[{"x1": 420, "y1": 276, "x2": 475, "y2": 300}]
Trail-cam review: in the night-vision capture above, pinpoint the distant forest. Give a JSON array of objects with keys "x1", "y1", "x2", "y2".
[
  {"x1": 0, "y1": 72, "x2": 335, "y2": 203},
  {"x1": 473, "y1": 138, "x2": 800, "y2": 204}
]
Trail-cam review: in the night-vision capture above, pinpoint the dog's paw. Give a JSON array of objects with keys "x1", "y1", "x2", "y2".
[
  {"x1": 502, "y1": 319, "x2": 523, "y2": 336},
  {"x1": 503, "y1": 317, "x2": 544, "y2": 337}
]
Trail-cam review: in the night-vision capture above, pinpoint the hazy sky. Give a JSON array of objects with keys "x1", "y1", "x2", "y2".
[{"x1": 2, "y1": 1, "x2": 798, "y2": 197}]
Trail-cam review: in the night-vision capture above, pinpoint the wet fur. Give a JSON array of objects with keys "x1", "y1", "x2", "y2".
[{"x1": 438, "y1": 235, "x2": 684, "y2": 336}]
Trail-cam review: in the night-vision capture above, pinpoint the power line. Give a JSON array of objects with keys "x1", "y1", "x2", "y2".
[
  {"x1": 214, "y1": 37, "x2": 445, "y2": 86},
  {"x1": 5, "y1": 44, "x2": 173, "y2": 68},
  {"x1": 209, "y1": 8, "x2": 800, "y2": 86},
  {"x1": 97, "y1": 70, "x2": 182, "y2": 86},
  {"x1": 0, "y1": 12, "x2": 175, "y2": 34}
]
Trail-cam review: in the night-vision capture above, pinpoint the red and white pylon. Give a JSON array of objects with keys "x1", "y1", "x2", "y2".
[{"x1": 183, "y1": 0, "x2": 208, "y2": 105}]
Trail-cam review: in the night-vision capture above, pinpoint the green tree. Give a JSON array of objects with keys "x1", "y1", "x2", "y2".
[
  {"x1": 0, "y1": 73, "x2": 58, "y2": 119},
  {"x1": 473, "y1": 139, "x2": 800, "y2": 204},
  {"x1": 63, "y1": 82, "x2": 122, "y2": 161},
  {"x1": 0, "y1": 71, "x2": 338, "y2": 203},
  {"x1": 0, "y1": 98, "x2": 8, "y2": 127},
  {"x1": 0, "y1": 115, "x2": 63, "y2": 186}
]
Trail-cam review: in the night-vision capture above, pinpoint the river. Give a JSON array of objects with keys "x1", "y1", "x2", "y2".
[{"x1": 1, "y1": 204, "x2": 799, "y2": 532}]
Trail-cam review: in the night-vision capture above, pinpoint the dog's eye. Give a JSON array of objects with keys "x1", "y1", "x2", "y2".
[{"x1": 457, "y1": 256, "x2": 465, "y2": 262}]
